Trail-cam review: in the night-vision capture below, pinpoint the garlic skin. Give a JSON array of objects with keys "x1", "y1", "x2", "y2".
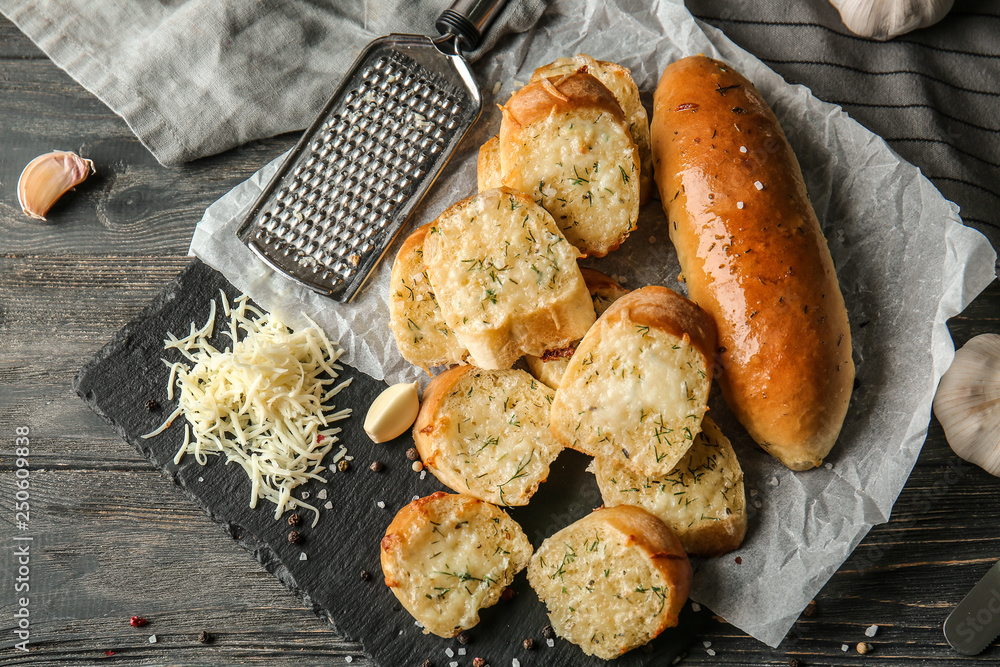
[
  {"x1": 933, "y1": 334, "x2": 1000, "y2": 476},
  {"x1": 364, "y1": 382, "x2": 420, "y2": 443},
  {"x1": 17, "y1": 150, "x2": 95, "y2": 221},
  {"x1": 829, "y1": 0, "x2": 954, "y2": 40}
]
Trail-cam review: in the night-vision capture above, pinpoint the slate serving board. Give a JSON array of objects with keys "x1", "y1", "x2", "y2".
[{"x1": 74, "y1": 259, "x2": 709, "y2": 666}]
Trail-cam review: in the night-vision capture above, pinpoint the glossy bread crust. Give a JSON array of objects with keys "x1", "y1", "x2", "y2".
[{"x1": 651, "y1": 55, "x2": 854, "y2": 470}]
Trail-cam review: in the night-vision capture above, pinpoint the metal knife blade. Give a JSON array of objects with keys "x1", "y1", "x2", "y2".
[{"x1": 944, "y1": 559, "x2": 1000, "y2": 655}]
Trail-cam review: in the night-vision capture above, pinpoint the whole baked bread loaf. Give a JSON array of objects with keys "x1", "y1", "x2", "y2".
[
  {"x1": 531, "y1": 54, "x2": 653, "y2": 204},
  {"x1": 413, "y1": 365, "x2": 563, "y2": 506},
  {"x1": 550, "y1": 286, "x2": 717, "y2": 477},
  {"x1": 380, "y1": 492, "x2": 532, "y2": 638},
  {"x1": 592, "y1": 416, "x2": 747, "y2": 557},
  {"x1": 422, "y1": 187, "x2": 596, "y2": 369},
  {"x1": 527, "y1": 505, "x2": 692, "y2": 659},
  {"x1": 525, "y1": 268, "x2": 631, "y2": 390},
  {"x1": 499, "y1": 71, "x2": 640, "y2": 257},
  {"x1": 388, "y1": 224, "x2": 468, "y2": 371},
  {"x1": 651, "y1": 55, "x2": 854, "y2": 470}
]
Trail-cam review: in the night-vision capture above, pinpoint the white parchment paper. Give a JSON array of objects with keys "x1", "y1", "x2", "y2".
[{"x1": 190, "y1": 0, "x2": 997, "y2": 648}]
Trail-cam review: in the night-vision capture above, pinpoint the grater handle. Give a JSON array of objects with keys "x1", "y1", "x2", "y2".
[{"x1": 435, "y1": 0, "x2": 509, "y2": 52}]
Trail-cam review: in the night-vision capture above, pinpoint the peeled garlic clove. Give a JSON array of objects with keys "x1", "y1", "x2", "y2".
[
  {"x1": 933, "y1": 334, "x2": 1000, "y2": 476},
  {"x1": 365, "y1": 382, "x2": 420, "y2": 443},
  {"x1": 829, "y1": 0, "x2": 953, "y2": 40},
  {"x1": 17, "y1": 150, "x2": 95, "y2": 221}
]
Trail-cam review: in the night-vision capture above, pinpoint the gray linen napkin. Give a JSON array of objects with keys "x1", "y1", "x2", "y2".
[
  {"x1": 0, "y1": 0, "x2": 545, "y2": 166},
  {"x1": 685, "y1": 0, "x2": 1000, "y2": 265}
]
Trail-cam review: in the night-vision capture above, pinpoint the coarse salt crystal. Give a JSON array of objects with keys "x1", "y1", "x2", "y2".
[
  {"x1": 703, "y1": 641, "x2": 712, "y2": 648},
  {"x1": 446, "y1": 648, "x2": 454, "y2": 658},
  {"x1": 301, "y1": 492, "x2": 310, "y2": 500},
  {"x1": 842, "y1": 644, "x2": 849, "y2": 652},
  {"x1": 415, "y1": 621, "x2": 423, "y2": 628},
  {"x1": 739, "y1": 145, "x2": 747, "y2": 153},
  {"x1": 754, "y1": 180, "x2": 764, "y2": 190},
  {"x1": 377, "y1": 501, "x2": 385, "y2": 509},
  {"x1": 148, "y1": 635, "x2": 157, "y2": 644},
  {"x1": 458, "y1": 648, "x2": 466, "y2": 655},
  {"x1": 770, "y1": 477, "x2": 779, "y2": 487},
  {"x1": 450, "y1": 663, "x2": 458, "y2": 667},
  {"x1": 299, "y1": 553, "x2": 308, "y2": 561},
  {"x1": 318, "y1": 489, "x2": 328, "y2": 500},
  {"x1": 412, "y1": 495, "x2": 420, "y2": 501},
  {"x1": 825, "y1": 462, "x2": 834, "y2": 469},
  {"x1": 546, "y1": 638, "x2": 555, "y2": 648},
  {"x1": 420, "y1": 470, "x2": 427, "y2": 480},
  {"x1": 754, "y1": 500, "x2": 762, "y2": 509},
  {"x1": 707, "y1": 648, "x2": 716, "y2": 656},
  {"x1": 866, "y1": 624, "x2": 878, "y2": 637},
  {"x1": 513, "y1": 659, "x2": 521, "y2": 667},
  {"x1": 692, "y1": 602, "x2": 702, "y2": 612},
  {"x1": 750, "y1": 489, "x2": 758, "y2": 497},
  {"x1": 345, "y1": 657, "x2": 353, "y2": 663},
  {"x1": 324, "y1": 501, "x2": 333, "y2": 510},
  {"x1": 198, "y1": 477, "x2": 204, "y2": 482},
  {"x1": 737, "y1": 201, "x2": 744, "y2": 209}
]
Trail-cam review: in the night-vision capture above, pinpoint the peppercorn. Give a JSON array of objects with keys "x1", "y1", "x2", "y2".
[
  {"x1": 337, "y1": 459, "x2": 350, "y2": 472},
  {"x1": 287, "y1": 513, "x2": 301, "y2": 526},
  {"x1": 129, "y1": 616, "x2": 148, "y2": 627},
  {"x1": 472, "y1": 658, "x2": 486, "y2": 667},
  {"x1": 145, "y1": 399, "x2": 159, "y2": 412},
  {"x1": 457, "y1": 631, "x2": 471, "y2": 645},
  {"x1": 422, "y1": 661, "x2": 433, "y2": 667},
  {"x1": 361, "y1": 570, "x2": 371, "y2": 581},
  {"x1": 542, "y1": 625, "x2": 555, "y2": 639},
  {"x1": 288, "y1": 530, "x2": 302, "y2": 544},
  {"x1": 406, "y1": 447, "x2": 420, "y2": 461},
  {"x1": 522, "y1": 638, "x2": 534, "y2": 651},
  {"x1": 499, "y1": 587, "x2": 515, "y2": 603},
  {"x1": 370, "y1": 461, "x2": 384, "y2": 472},
  {"x1": 802, "y1": 599, "x2": 817, "y2": 617},
  {"x1": 198, "y1": 630, "x2": 212, "y2": 644},
  {"x1": 411, "y1": 461, "x2": 424, "y2": 472},
  {"x1": 857, "y1": 642, "x2": 872, "y2": 655},
  {"x1": 788, "y1": 659, "x2": 800, "y2": 667}
]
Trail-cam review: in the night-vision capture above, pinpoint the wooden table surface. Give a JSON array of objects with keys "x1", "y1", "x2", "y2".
[{"x1": 2, "y1": 8, "x2": 1000, "y2": 667}]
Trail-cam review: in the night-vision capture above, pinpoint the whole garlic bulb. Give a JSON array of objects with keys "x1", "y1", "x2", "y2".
[
  {"x1": 933, "y1": 334, "x2": 1000, "y2": 476},
  {"x1": 829, "y1": 0, "x2": 954, "y2": 40}
]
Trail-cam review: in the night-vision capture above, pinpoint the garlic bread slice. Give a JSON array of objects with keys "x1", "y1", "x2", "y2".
[
  {"x1": 423, "y1": 187, "x2": 595, "y2": 369},
  {"x1": 499, "y1": 72, "x2": 640, "y2": 257},
  {"x1": 527, "y1": 505, "x2": 691, "y2": 659},
  {"x1": 414, "y1": 365, "x2": 562, "y2": 506},
  {"x1": 550, "y1": 286, "x2": 717, "y2": 477},
  {"x1": 592, "y1": 416, "x2": 747, "y2": 556},
  {"x1": 525, "y1": 268, "x2": 630, "y2": 390},
  {"x1": 389, "y1": 224, "x2": 468, "y2": 371},
  {"x1": 381, "y1": 492, "x2": 532, "y2": 638},
  {"x1": 531, "y1": 54, "x2": 653, "y2": 205}
]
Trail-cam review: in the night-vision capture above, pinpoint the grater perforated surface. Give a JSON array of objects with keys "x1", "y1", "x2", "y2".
[{"x1": 238, "y1": 37, "x2": 480, "y2": 301}]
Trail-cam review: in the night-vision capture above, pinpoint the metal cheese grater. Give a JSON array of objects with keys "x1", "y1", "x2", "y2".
[{"x1": 237, "y1": 0, "x2": 508, "y2": 302}]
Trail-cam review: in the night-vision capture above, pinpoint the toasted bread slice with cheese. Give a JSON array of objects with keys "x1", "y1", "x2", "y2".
[
  {"x1": 477, "y1": 135, "x2": 503, "y2": 192},
  {"x1": 389, "y1": 225, "x2": 468, "y2": 370},
  {"x1": 381, "y1": 492, "x2": 532, "y2": 638},
  {"x1": 527, "y1": 505, "x2": 692, "y2": 659},
  {"x1": 499, "y1": 72, "x2": 640, "y2": 257},
  {"x1": 531, "y1": 54, "x2": 652, "y2": 205},
  {"x1": 550, "y1": 286, "x2": 717, "y2": 477},
  {"x1": 525, "y1": 268, "x2": 630, "y2": 389},
  {"x1": 591, "y1": 417, "x2": 747, "y2": 556},
  {"x1": 423, "y1": 187, "x2": 596, "y2": 369},
  {"x1": 414, "y1": 365, "x2": 562, "y2": 506}
]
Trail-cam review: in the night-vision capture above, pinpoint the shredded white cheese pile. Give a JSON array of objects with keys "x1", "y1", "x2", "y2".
[{"x1": 143, "y1": 292, "x2": 352, "y2": 526}]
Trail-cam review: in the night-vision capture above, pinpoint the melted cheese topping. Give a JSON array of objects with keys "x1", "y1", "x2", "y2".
[
  {"x1": 386, "y1": 497, "x2": 531, "y2": 637},
  {"x1": 559, "y1": 319, "x2": 710, "y2": 475},
  {"x1": 431, "y1": 369, "x2": 560, "y2": 506},
  {"x1": 390, "y1": 239, "x2": 466, "y2": 368},
  {"x1": 143, "y1": 293, "x2": 352, "y2": 526},
  {"x1": 504, "y1": 111, "x2": 638, "y2": 254},
  {"x1": 427, "y1": 189, "x2": 583, "y2": 335},
  {"x1": 529, "y1": 524, "x2": 671, "y2": 659},
  {"x1": 594, "y1": 418, "x2": 745, "y2": 544}
]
